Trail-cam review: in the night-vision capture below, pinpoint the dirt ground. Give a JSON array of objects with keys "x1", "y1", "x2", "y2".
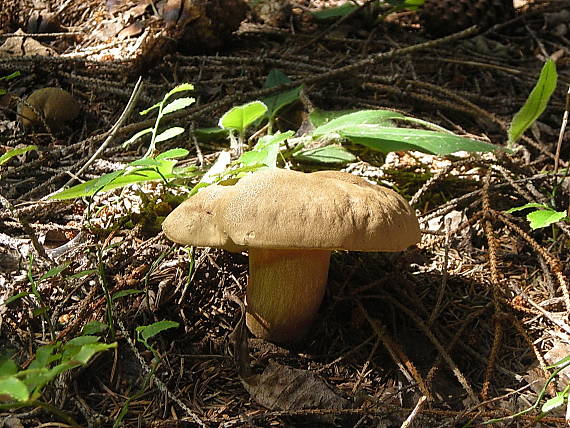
[{"x1": 2, "y1": 0, "x2": 570, "y2": 426}]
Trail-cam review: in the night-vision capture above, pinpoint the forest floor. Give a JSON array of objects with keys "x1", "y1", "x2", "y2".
[{"x1": 1, "y1": 0, "x2": 570, "y2": 426}]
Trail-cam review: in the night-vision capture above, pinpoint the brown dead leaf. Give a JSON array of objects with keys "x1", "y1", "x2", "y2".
[
  {"x1": 0, "y1": 30, "x2": 57, "y2": 57},
  {"x1": 241, "y1": 360, "x2": 352, "y2": 411}
]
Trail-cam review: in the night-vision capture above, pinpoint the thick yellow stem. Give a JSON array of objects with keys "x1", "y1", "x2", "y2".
[{"x1": 245, "y1": 248, "x2": 331, "y2": 343}]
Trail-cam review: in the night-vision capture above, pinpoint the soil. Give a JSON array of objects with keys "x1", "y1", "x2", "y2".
[{"x1": 1, "y1": 0, "x2": 570, "y2": 426}]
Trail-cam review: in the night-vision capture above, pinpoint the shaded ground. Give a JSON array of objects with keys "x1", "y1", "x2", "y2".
[{"x1": 2, "y1": 0, "x2": 570, "y2": 426}]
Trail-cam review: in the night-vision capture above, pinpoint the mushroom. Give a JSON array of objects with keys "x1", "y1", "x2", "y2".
[
  {"x1": 18, "y1": 87, "x2": 80, "y2": 129},
  {"x1": 162, "y1": 168, "x2": 421, "y2": 343}
]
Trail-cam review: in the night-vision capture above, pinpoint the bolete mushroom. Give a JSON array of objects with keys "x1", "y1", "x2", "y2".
[
  {"x1": 18, "y1": 87, "x2": 80, "y2": 129},
  {"x1": 162, "y1": 168, "x2": 420, "y2": 343}
]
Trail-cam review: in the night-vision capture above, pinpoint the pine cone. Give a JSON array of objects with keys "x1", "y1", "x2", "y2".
[{"x1": 421, "y1": 0, "x2": 515, "y2": 36}]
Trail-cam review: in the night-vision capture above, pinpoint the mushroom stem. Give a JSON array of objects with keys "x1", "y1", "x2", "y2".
[{"x1": 246, "y1": 248, "x2": 331, "y2": 343}]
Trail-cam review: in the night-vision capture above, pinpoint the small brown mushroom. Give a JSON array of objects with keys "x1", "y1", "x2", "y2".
[
  {"x1": 18, "y1": 87, "x2": 80, "y2": 129},
  {"x1": 162, "y1": 168, "x2": 421, "y2": 343}
]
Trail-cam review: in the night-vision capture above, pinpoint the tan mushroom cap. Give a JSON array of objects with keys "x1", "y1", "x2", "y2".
[{"x1": 162, "y1": 168, "x2": 420, "y2": 252}]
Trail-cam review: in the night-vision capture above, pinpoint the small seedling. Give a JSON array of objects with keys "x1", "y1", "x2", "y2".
[
  {"x1": 0, "y1": 335, "x2": 116, "y2": 405},
  {"x1": 508, "y1": 59, "x2": 558, "y2": 148},
  {"x1": 506, "y1": 203, "x2": 568, "y2": 230},
  {"x1": 136, "y1": 320, "x2": 180, "y2": 361},
  {"x1": 0, "y1": 145, "x2": 37, "y2": 167},
  {"x1": 50, "y1": 84, "x2": 198, "y2": 200},
  {"x1": 218, "y1": 100, "x2": 268, "y2": 154},
  {"x1": 484, "y1": 355, "x2": 570, "y2": 424}
]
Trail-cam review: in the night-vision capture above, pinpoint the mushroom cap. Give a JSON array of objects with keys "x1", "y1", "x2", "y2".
[
  {"x1": 163, "y1": 168, "x2": 420, "y2": 252},
  {"x1": 18, "y1": 87, "x2": 80, "y2": 128}
]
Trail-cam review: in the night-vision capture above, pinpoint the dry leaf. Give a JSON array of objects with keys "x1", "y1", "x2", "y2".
[{"x1": 242, "y1": 361, "x2": 352, "y2": 411}]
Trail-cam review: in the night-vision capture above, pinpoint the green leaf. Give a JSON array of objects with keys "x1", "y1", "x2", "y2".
[
  {"x1": 156, "y1": 148, "x2": 189, "y2": 160},
  {"x1": 341, "y1": 125, "x2": 502, "y2": 155},
  {"x1": 49, "y1": 170, "x2": 123, "y2": 200},
  {"x1": 164, "y1": 83, "x2": 194, "y2": 101},
  {"x1": 136, "y1": 320, "x2": 179, "y2": 342},
  {"x1": 58, "y1": 342, "x2": 116, "y2": 368},
  {"x1": 0, "y1": 71, "x2": 20, "y2": 81},
  {"x1": 527, "y1": 209, "x2": 567, "y2": 230},
  {"x1": 112, "y1": 289, "x2": 144, "y2": 301},
  {"x1": 312, "y1": 110, "x2": 400, "y2": 137},
  {"x1": 0, "y1": 145, "x2": 38, "y2": 166},
  {"x1": 508, "y1": 59, "x2": 557, "y2": 144},
  {"x1": 29, "y1": 344, "x2": 61, "y2": 370},
  {"x1": 65, "y1": 335, "x2": 101, "y2": 349},
  {"x1": 262, "y1": 70, "x2": 302, "y2": 120},
  {"x1": 506, "y1": 203, "x2": 567, "y2": 229},
  {"x1": 0, "y1": 376, "x2": 29, "y2": 402},
  {"x1": 385, "y1": 0, "x2": 424, "y2": 9},
  {"x1": 154, "y1": 127, "x2": 185, "y2": 144},
  {"x1": 39, "y1": 261, "x2": 71, "y2": 281},
  {"x1": 293, "y1": 145, "x2": 356, "y2": 164},
  {"x1": 162, "y1": 97, "x2": 195, "y2": 115},
  {"x1": 67, "y1": 269, "x2": 97, "y2": 279},
  {"x1": 505, "y1": 202, "x2": 550, "y2": 213},
  {"x1": 122, "y1": 128, "x2": 153, "y2": 147},
  {"x1": 130, "y1": 158, "x2": 162, "y2": 168},
  {"x1": 50, "y1": 158, "x2": 196, "y2": 200},
  {"x1": 309, "y1": 110, "x2": 357, "y2": 128},
  {"x1": 2, "y1": 291, "x2": 31, "y2": 306},
  {"x1": 19, "y1": 342, "x2": 115, "y2": 397},
  {"x1": 140, "y1": 102, "x2": 162, "y2": 116},
  {"x1": 312, "y1": 2, "x2": 358, "y2": 20},
  {"x1": 81, "y1": 321, "x2": 108, "y2": 336},
  {"x1": 238, "y1": 131, "x2": 293, "y2": 168},
  {"x1": 541, "y1": 391, "x2": 567, "y2": 413},
  {"x1": 219, "y1": 101, "x2": 268, "y2": 132},
  {"x1": 0, "y1": 358, "x2": 18, "y2": 377},
  {"x1": 194, "y1": 127, "x2": 229, "y2": 140}
]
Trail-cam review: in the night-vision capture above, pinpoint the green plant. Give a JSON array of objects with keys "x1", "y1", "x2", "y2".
[
  {"x1": 50, "y1": 84, "x2": 198, "y2": 200},
  {"x1": 305, "y1": 109, "x2": 502, "y2": 155},
  {"x1": 3, "y1": 257, "x2": 74, "y2": 340},
  {"x1": 483, "y1": 355, "x2": 570, "y2": 424},
  {"x1": 0, "y1": 335, "x2": 116, "y2": 405},
  {"x1": 505, "y1": 59, "x2": 562, "y2": 229},
  {"x1": 219, "y1": 100, "x2": 268, "y2": 153},
  {"x1": 0, "y1": 258, "x2": 115, "y2": 414},
  {"x1": 508, "y1": 59, "x2": 558, "y2": 147},
  {"x1": 52, "y1": 71, "x2": 503, "y2": 202},
  {"x1": 111, "y1": 320, "x2": 180, "y2": 427},
  {"x1": 261, "y1": 69, "x2": 302, "y2": 133},
  {"x1": 0, "y1": 71, "x2": 20, "y2": 96},
  {"x1": 136, "y1": 320, "x2": 180, "y2": 359},
  {"x1": 0, "y1": 145, "x2": 37, "y2": 167},
  {"x1": 506, "y1": 203, "x2": 567, "y2": 230}
]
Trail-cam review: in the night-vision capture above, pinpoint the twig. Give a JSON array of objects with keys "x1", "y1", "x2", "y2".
[
  {"x1": 511, "y1": 283, "x2": 570, "y2": 336},
  {"x1": 0, "y1": 193, "x2": 50, "y2": 261},
  {"x1": 480, "y1": 170, "x2": 505, "y2": 400},
  {"x1": 401, "y1": 395, "x2": 428, "y2": 428},
  {"x1": 115, "y1": 317, "x2": 207, "y2": 427},
  {"x1": 428, "y1": 217, "x2": 451, "y2": 326},
  {"x1": 290, "y1": 0, "x2": 377, "y2": 54},
  {"x1": 554, "y1": 86, "x2": 570, "y2": 174},
  {"x1": 351, "y1": 336, "x2": 381, "y2": 394},
  {"x1": 380, "y1": 294, "x2": 479, "y2": 404},
  {"x1": 57, "y1": 76, "x2": 144, "y2": 191},
  {"x1": 358, "y1": 301, "x2": 431, "y2": 398},
  {"x1": 496, "y1": 210, "x2": 570, "y2": 314}
]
